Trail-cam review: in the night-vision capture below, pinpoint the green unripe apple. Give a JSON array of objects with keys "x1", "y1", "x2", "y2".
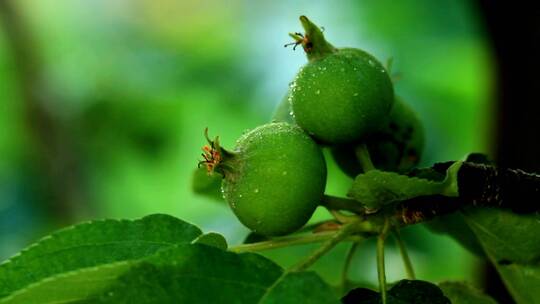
[
  {"x1": 332, "y1": 97, "x2": 425, "y2": 177},
  {"x1": 287, "y1": 16, "x2": 394, "y2": 144},
  {"x1": 271, "y1": 89, "x2": 295, "y2": 124},
  {"x1": 200, "y1": 123, "x2": 327, "y2": 236}
]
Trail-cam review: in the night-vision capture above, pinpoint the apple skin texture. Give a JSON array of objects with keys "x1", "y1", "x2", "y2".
[
  {"x1": 290, "y1": 48, "x2": 394, "y2": 144},
  {"x1": 222, "y1": 123, "x2": 327, "y2": 236}
]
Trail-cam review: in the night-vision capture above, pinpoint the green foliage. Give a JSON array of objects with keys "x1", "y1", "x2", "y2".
[
  {"x1": 98, "y1": 245, "x2": 336, "y2": 304},
  {"x1": 425, "y1": 213, "x2": 485, "y2": 257},
  {"x1": 192, "y1": 232, "x2": 228, "y2": 250},
  {"x1": 0, "y1": 214, "x2": 201, "y2": 299},
  {"x1": 494, "y1": 263, "x2": 540, "y2": 304},
  {"x1": 423, "y1": 154, "x2": 491, "y2": 258},
  {"x1": 388, "y1": 280, "x2": 450, "y2": 303},
  {"x1": 343, "y1": 280, "x2": 451, "y2": 303},
  {"x1": 438, "y1": 281, "x2": 497, "y2": 304},
  {"x1": 0, "y1": 7, "x2": 530, "y2": 303},
  {"x1": 462, "y1": 208, "x2": 540, "y2": 303},
  {"x1": 0, "y1": 215, "x2": 340, "y2": 303},
  {"x1": 347, "y1": 162, "x2": 462, "y2": 210},
  {"x1": 463, "y1": 208, "x2": 540, "y2": 264},
  {"x1": 0, "y1": 262, "x2": 132, "y2": 304}
]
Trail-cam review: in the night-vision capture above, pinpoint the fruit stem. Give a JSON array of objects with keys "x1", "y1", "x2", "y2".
[
  {"x1": 377, "y1": 218, "x2": 390, "y2": 304},
  {"x1": 287, "y1": 16, "x2": 337, "y2": 62},
  {"x1": 229, "y1": 231, "x2": 362, "y2": 253},
  {"x1": 321, "y1": 194, "x2": 365, "y2": 214},
  {"x1": 290, "y1": 220, "x2": 361, "y2": 272},
  {"x1": 392, "y1": 228, "x2": 416, "y2": 280},
  {"x1": 341, "y1": 241, "x2": 361, "y2": 291},
  {"x1": 355, "y1": 144, "x2": 375, "y2": 172}
]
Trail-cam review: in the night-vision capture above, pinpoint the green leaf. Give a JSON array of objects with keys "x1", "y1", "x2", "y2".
[
  {"x1": 342, "y1": 280, "x2": 450, "y2": 303},
  {"x1": 425, "y1": 213, "x2": 485, "y2": 257},
  {"x1": 462, "y1": 208, "x2": 540, "y2": 303},
  {"x1": 191, "y1": 167, "x2": 224, "y2": 202},
  {"x1": 99, "y1": 244, "x2": 340, "y2": 303},
  {"x1": 438, "y1": 281, "x2": 496, "y2": 304},
  {"x1": 0, "y1": 262, "x2": 132, "y2": 304},
  {"x1": 243, "y1": 232, "x2": 270, "y2": 244},
  {"x1": 388, "y1": 280, "x2": 450, "y2": 304},
  {"x1": 495, "y1": 262, "x2": 540, "y2": 304},
  {"x1": 348, "y1": 162, "x2": 462, "y2": 210},
  {"x1": 463, "y1": 208, "x2": 540, "y2": 264},
  {"x1": 464, "y1": 153, "x2": 492, "y2": 165},
  {"x1": 341, "y1": 287, "x2": 380, "y2": 304},
  {"x1": 192, "y1": 232, "x2": 228, "y2": 250},
  {"x1": 0, "y1": 214, "x2": 201, "y2": 299},
  {"x1": 258, "y1": 272, "x2": 339, "y2": 304}
]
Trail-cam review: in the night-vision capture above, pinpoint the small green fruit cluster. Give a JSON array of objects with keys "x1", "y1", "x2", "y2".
[{"x1": 200, "y1": 16, "x2": 425, "y2": 236}]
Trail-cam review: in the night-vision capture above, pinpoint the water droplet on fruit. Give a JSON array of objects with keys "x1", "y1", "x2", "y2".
[
  {"x1": 340, "y1": 68, "x2": 345, "y2": 72},
  {"x1": 353, "y1": 92, "x2": 359, "y2": 96},
  {"x1": 254, "y1": 188, "x2": 259, "y2": 193},
  {"x1": 315, "y1": 90, "x2": 320, "y2": 95},
  {"x1": 368, "y1": 59, "x2": 375, "y2": 67},
  {"x1": 322, "y1": 66, "x2": 327, "y2": 71},
  {"x1": 282, "y1": 171, "x2": 288, "y2": 175}
]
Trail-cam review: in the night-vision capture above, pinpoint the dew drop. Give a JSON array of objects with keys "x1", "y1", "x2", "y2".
[
  {"x1": 254, "y1": 188, "x2": 259, "y2": 193},
  {"x1": 282, "y1": 171, "x2": 288, "y2": 176},
  {"x1": 315, "y1": 90, "x2": 320, "y2": 95},
  {"x1": 353, "y1": 92, "x2": 359, "y2": 97}
]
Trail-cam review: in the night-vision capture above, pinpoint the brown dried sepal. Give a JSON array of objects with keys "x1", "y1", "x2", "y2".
[{"x1": 198, "y1": 128, "x2": 222, "y2": 174}]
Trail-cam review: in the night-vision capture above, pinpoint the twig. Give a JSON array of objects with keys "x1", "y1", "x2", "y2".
[
  {"x1": 341, "y1": 241, "x2": 360, "y2": 288},
  {"x1": 290, "y1": 221, "x2": 362, "y2": 272},
  {"x1": 393, "y1": 228, "x2": 415, "y2": 279},
  {"x1": 377, "y1": 218, "x2": 391, "y2": 304}
]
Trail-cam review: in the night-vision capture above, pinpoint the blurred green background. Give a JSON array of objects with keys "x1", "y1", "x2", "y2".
[{"x1": 0, "y1": 0, "x2": 493, "y2": 288}]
